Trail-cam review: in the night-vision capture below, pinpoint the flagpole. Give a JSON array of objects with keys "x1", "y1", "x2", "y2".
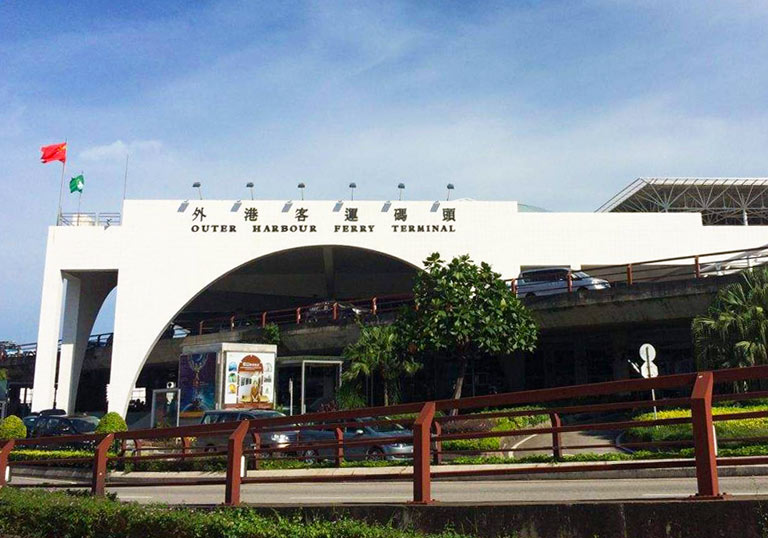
[
  {"x1": 76, "y1": 170, "x2": 83, "y2": 226},
  {"x1": 56, "y1": 149, "x2": 67, "y2": 225}
]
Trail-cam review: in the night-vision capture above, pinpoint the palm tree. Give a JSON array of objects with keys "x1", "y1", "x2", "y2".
[
  {"x1": 342, "y1": 324, "x2": 421, "y2": 407},
  {"x1": 693, "y1": 268, "x2": 768, "y2": 378}
]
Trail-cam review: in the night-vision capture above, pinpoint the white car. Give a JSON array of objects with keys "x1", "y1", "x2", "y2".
[{"x1": 516, "y1": 268, "x2": 610, "y2": 297}]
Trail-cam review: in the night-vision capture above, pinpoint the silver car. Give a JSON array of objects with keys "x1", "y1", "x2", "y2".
[{"x1": 516, "y1": 268, "x2": 610, "y2": 297}]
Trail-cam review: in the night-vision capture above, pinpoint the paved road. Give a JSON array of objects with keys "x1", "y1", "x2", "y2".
[
  {"x1": 13, "y1": 475, "x2": 768, "y2": 504},
  {"x1": 510, "y1": 430, "x2": 623, "y2": 457}
]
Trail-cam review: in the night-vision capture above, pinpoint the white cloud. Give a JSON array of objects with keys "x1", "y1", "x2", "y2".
[{"x1": 79, "y1": 139, "x2": 163, "y2": 162}]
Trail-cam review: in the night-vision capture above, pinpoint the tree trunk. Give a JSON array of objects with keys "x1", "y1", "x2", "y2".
[{"x1": 450, "y1": 356, "x2": 469, "y2": 416}]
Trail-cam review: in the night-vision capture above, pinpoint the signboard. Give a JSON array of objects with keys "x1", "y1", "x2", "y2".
[
  {"x1": 638, "y1": 343, "x2": 658, "y2": 379},
  {"x1": 150, "y1": 388, "x2": 180, "y2": 428},
  {"x1": 178, "y1": 352, "x2": 217, "y2": 417},
  {"x1": 223, "y1": 350, "x2": 276, "y2": 409}
]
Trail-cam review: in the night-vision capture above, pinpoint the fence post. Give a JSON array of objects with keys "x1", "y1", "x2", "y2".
[
  {"x1": 567, "y1": 271, "x2": 573, "y2": 293},
  {"x1": 333, "y1": 302, "x2": 339, "y2": 321},
  {"x1": 412, "y1": 401, "x2": 435, "y2": 504},
  {"x1": 251, "y1": 432, "x2": 261, "y2": 470},
  {"x1": 372, "y1": 297, "x2": 378, "y2": 316},
  {"x1": 225, "y1": 420, "x2": 249, "y2": 506},
  {"x1": 432, "y1": 421, "x2": 443, "y2": 465},
  {"x1": 626, "y1": 264, "x2": 633, "y2": 286},
  {"x1": 335, "y1": 427, "x2": 344, "y2": 467},
  {"x1": 198, "y1": 321, "x2": 204, "y2": 335},
  {"x1": 549, "y1": 412, "x2": 563, "y2": 460},
  {"x1": 92, "y1": 433, "x2": 114, "y2": 496},
  {"x1": 261, "y1": 311, "x2": 267, "y2": 328},
  {"x1": 694, "y1": 255, "x2": 701, "y2": 279},
  {"x1": 230, "y1": 315, "x2": 236, "y2": 330},
  {"x1": 690, "y1": 371, "x2": 722, "y2": 498},
  {"x1": 181, "y1": 436, "x2": 190, "y2": 457},
  {"x1": 295, "y1": 307, "x2": 301, "y2": 325},
  {"x1": 0, "y1": 439, "x2": 15, "y2": 487}
]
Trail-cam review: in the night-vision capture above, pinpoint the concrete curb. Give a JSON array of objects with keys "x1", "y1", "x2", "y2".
[{"x1": 12, "y1": 460, "x2": 768, "y2": 483}]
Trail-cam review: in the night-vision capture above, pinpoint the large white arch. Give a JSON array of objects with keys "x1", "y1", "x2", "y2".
[{"x1": 32, "y1": 199, "x2": 768, "y2": 415}]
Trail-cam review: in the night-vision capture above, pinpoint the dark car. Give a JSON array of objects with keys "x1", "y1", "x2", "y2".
[
  {"x1": 303, "y1": 301, "x2": 370, "y2": 324},
  {"x1": 299, "y1": 417, "x2": 413, "y2": 462},
  {"x1": 29, "y1": 414, "x2": 101, "y2": 448},
  {"x1": 195, "y1": 409, "x2": 298, "y2": 454}
]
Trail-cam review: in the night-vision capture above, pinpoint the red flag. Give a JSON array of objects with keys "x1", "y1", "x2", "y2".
[{"x1": 40, "y1": 142, "x2": 67, "y2": 164}]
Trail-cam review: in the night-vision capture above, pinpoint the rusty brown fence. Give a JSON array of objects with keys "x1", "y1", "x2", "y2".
[{"x1": 4, "y1": 364, "x2": 768, "y2": 504}]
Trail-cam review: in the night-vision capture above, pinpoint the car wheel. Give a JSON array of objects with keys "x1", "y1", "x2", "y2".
[
  {"x1": 204, "y1": 444, "x2": 216, "y2": 453},
  {"x1": 576, "y1": 286, "x2": 588, "y2": 297},
  {"x1": 303, "y1": 449, "x2": 319, "y2": 464},
  {"x1": 366, "y1": 447, "x2": 385, "y2": 461}
]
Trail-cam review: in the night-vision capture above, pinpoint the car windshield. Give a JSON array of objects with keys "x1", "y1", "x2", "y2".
[
  {"x1": 360, "y1": 417, "x2": 408, "y2": 433},
  {"x1": 573, "y1": 271, "x2": 590, "y2": 279},
  {"x1": 70, "y1": 417, "x2": 99, "y2": 433}
]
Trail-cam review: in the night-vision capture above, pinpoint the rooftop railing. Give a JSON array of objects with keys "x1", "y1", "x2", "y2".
[{"x1": 57, "y1": 213, "x2": 120, "y2": 227}]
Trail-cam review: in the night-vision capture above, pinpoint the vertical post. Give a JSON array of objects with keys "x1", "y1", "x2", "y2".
[
  {"x1": 0, "y1": 439, "x2": 15, "y2": 487},
  {"x1": 225, "y1": 420, "x2": 249, "y2": 506},
  {"x1": 694, "y1": 255, "x2": 701, "y2": 279},
  {"x1": 371, "y1": 297, "x2": 377, "y2": 316},
  {"x1": 295, "y1": 307, "x2": 301, "y2": 325},
  {"x1": 512, "y1": 279, "x2": 518, "y2": 296},
  {"x1": 549, "y1": 413, "x2": 562, "y2": 460},
  {"x1": 92, "y1": 433, "x2": 114, "y2": 496},
  {"x1": 412, "y1": 401, "x2": 435, "y2": 504},
  {"x1": 181, "y1": 437, "x2": 190, "y2": 457},
  {"x1": 626, "y1": 264, "x2": 633, "y2": 286},
  {"x1": 335, "y1": 427, "x2": 344, "y2": 467},
  {"x1": 333, "y1": 302, "x2": 339, "y2": 321},
  {"x1": 261, "y1": 311, "x2": 267, "y2": 328},
  {"x1": 567, "y1": 271, "x2": 573, "y2": 293},
  {"x1": 690, "y1": 372, "x2": 721, "y2": 498},
  {"x1": 198, "y1": 321, "x2": 204, "y2": 336},
  {"x1": 251, "y1": 432, "x2": 261, "y2": 470},
  {"x1": 432, "y1": 421, "x2": 442, "y2": 465},
  {"x1": 230, "y1": 315, "x2": 235, "y2": 330}
]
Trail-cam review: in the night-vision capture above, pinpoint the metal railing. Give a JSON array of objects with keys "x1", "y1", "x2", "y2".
[
  {"x1": 4, "y1": 364, "x2": 768, "y2": 504},
  {"x1": 0, "y1": 333, "x2": 113, "y2": 361},
  {"x1": 57, "y1": 213, "x2": 121, "y2": 227}
]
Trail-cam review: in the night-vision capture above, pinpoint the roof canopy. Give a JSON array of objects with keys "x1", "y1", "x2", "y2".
[{"x1": 597, "y1": 178, "x2": 768, "y2": 225}]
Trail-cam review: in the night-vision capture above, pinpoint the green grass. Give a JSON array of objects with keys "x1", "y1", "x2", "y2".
[{"x1": 0, "y1": 489, "x2": 477, "y2": 538}]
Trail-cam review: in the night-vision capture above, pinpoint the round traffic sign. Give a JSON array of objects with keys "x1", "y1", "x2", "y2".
[
  {"x1": 639, "y1": 343, "x2": 656, "y2": 362},
  {"x1": 640, "y1": 362, "x2": 659, "y2": 378}
]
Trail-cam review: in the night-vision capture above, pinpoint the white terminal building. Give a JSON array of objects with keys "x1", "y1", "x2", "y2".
[{"x1": 29, "y1": 178, "x2": 768, "y2": 417}]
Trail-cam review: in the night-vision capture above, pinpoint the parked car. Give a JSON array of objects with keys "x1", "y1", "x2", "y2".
[
  {"x1": 21, "y1": 414, "x2": 40, "y2": 434},
  {"x1": 299, "y1": 417, "x2": 413, "y2": 462},
  {"x1": 29, "y1": 414, "x2": 101, "y2": 448},
  {"x1": 303, "y1": 301, "x2": 370, "y2": 324},
  {"x1": 194, "y1": 409, "x2": 298, "y2": 454},
  {"x1": 515, "y1": 268, "x2": 610, "y2": 297}
]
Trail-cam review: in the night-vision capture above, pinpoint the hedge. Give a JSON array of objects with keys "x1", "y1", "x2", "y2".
[
  {"x1": 442, "y1": 407, "x2": 548, "y2": 453},
  {"x1": 0, "y1": 489, "x2": 473, "y2": 538},
  {"x1": 627, "y1": 405, "x2": 768, "y2": 442}
]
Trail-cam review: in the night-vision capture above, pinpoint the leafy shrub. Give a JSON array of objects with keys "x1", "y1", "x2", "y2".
[
  {"x1": 0, "y1": 415, "x2": 26, "y2": 440},
  {"x1": 627, "y1": 405, "x2": 768, "y2": 442},
  {"x1": 260, "y1": 322, "x2": 281, "y2": 346},
  {"x1": 96, "y1": 412, "x2": 128, "y2": 434},
  {"x1": 335, "y1": 382, "x2": 368, "y2": 410},
  {"x1": 0, "y1": 489, "x2": 472, "y2": 538},
  {"x1": 442, "y1": 407, "x2": 549, "y2": 453}
]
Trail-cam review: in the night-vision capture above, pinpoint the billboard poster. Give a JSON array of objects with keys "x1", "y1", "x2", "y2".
[
  {"x1": 178, "y1": 352, "x2": 217, "y2": 417},
  {"x1": 150, "y1": 388, "x2": 180, "y2": 428},
  {"x1": 223, "y1": 351, "x2": 276, "y2": 408}
]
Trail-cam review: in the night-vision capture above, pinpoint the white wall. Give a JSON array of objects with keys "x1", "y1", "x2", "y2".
[{"x1": 32, "y1": 199, "x2": 768, "y2": 415}]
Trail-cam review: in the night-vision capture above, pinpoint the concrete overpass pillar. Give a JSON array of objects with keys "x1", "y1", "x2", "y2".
[
  {"x1": 31, "y1": 266, "x2": 65, "y2": 411},
  {"x1": 56, "y1": 272, "x2": 116, "y2": 414}
]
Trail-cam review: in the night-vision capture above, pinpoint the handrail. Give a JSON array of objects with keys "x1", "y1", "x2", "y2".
[{"x1": 6, "y1": 364, "x2": 768, "y2": 504}]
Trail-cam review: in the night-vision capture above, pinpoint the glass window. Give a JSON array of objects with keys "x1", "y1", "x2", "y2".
[{"x1": 69, "y1": 417, "x2": 98, "y2": 433}]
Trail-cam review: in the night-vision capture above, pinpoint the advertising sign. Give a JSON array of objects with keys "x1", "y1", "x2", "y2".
[
  {"x1": 178, "y1": 352, "x2": 217, "y2": 417},
  {"x1": 150, "y1": 388, "x2": 180, "y2": 428},
  {"x1": 223, "y1": 351, "x2": 276, "y2": 408}
]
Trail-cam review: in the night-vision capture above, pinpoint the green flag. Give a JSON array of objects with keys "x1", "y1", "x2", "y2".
[{"x1": 69, "y1": 174, "x2": 84, "y2": 194}]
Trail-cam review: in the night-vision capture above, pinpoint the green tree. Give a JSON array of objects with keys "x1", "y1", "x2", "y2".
[
  {"x1": 342, "y1": 324, "x2": 420, "y2": 406},
  {"x1": 397, "y1": 253, "x2": 538, "y2": 409},
  {"x1": 693, "y1": 268, "x2": 768, "y2": 374}
]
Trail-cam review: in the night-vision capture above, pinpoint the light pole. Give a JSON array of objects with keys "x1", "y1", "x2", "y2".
[
  {"x1": 398, "y1": 182, "x2": 405, "y2": 201},
  {"x1": 446, "y1": 183, "x2": 454, "y2": 201},
  {"x1": 298, "y1": 182, "x2": 305, "y2": 201},
  {"x1": 246, "y1": 182, "x2": 254, "y2": 200},
  {"x1": 349, "y1": 182, "x2": 357, "y2": 201},
  {"x1": 192, "y1": 181, "x2": 202, "y2": 200}
]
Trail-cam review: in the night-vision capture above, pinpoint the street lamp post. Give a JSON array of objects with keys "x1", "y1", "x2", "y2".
[
  {"x1": 398, "y1": 182, "x2": 405, "y2": 201},
  {"x1": 246, "y1": 182, "x2": 254, "y2": 200},
  {"x1": 192, "y1": 182, "x2": 202, "y2": 200}
]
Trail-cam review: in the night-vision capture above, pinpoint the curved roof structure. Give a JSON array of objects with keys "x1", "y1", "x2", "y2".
[{"x1": 597, "y1": 178, "x2": 768, "y2": 225}]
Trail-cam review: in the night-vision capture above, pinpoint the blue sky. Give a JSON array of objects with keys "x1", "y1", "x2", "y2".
[{"x1": 1, "y1": 1, "x2": 768, "y2": 341}]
